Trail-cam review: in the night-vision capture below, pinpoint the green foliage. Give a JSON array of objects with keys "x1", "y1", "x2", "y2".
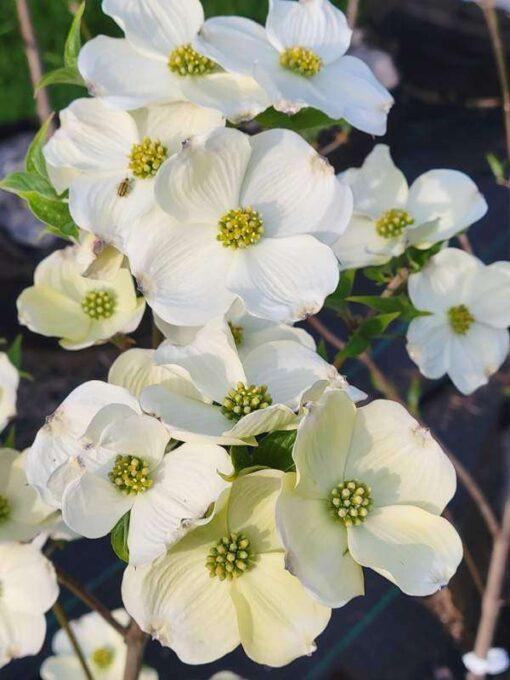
[
  {"x1": 486, "y1": 152, "x2": 508, "y2": 184},
  {"x1": 111, "y1": 512, "x2": 130, "y2": 563},
  {"x1": 256, "y1": 106, "x2": 347, "y2": 142},
  {"x1": 347, "y1": 294, "x2": 426, "y2": 322},
  {"x1": 325, "y1": 269, "x2": 356, "y2": 313},
  {"x1": 26, "y1": 115, "x2": 54, "y2": 178},
  {"x1": 252, "y1": 430, "x2": 296, "y2": 472},
  {"x1": 7, "y1": 335, "x2": 22, "y2": 371},
  {"x1": 335, "y1": 312, "x2": 401, "y2": 366},
  {"x1": 2, "y1": 426, "x2": 16, "y2": 449},
  {"x1": 230, "y1": 446, "x2": 252, "y2": 476},
  {"x1": 317, "y1": 339, "x2": 329, "y2": 361}
]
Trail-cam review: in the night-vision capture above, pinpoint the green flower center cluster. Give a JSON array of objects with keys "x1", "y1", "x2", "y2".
[
  {"x1": 108, "y1": 455, "x2": 153, "y2": 495},
  {"x1": 129, "y1": 137, "x2": 168, "y2": 179},
  {"x1": 228, "y1": 321, "x2": 244, "y2": 347},
  {"x1": 217, "y1": 207, "x2": 264, "y2": 249},
  {"x1": 168, "y1": 44, "x2": 218, "y2": 76},
  {"x1": 206, "y1": 532, "x2": 254, "y2": 580},
  {"x1": 81, "y1": 290, "x2": 116, "y2": 321},
  {"x1": 375, "y1": 208, "x2": 414, "y2": 239},
  {"x1": 0, "y1": 494, "x2": 11, "y2": 524},
  {"x1": 280, "y1": 46, "x2": 323, "y2": 77},
  {"x1": 330, "y1": 480, "x2": 372, "y2": 527},
  {"x1": 221, "y1": 382, "x2": 273, "y2": 421},
  {"x1": 448, "y1": 304, "x2": 474, "y2": 335},
  {"x1": 92, "y1": 647, "x2": 115, "y2": 670}
]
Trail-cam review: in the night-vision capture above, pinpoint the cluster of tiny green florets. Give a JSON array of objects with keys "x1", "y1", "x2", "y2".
[
  {"x1": 330, "y1": 480, "x2": 372, "y2": 527},
  {"x1": 221, "y1": 382, "x2": 273, "y2": 421},
  {"x1": 168, "y1": 44, "x2": 218, "y2": 76},
  {"x1": 108, "y1": 455, "x2": 153, "y2": 495},
  {"x1": 92, "y1": 647, "x2": 115, "y2": 670},
  {"x1": 129, "y1": 137, "x2": 168, "y2": 179},
  {"x1": 217, "y1": 207, "x2": 264, "y2": 249},
  {"x1": 279, "y1": 46, "x2": 323, "y2": 77},
  {"x1": 206, "y1": 533, "x2": 254, "y2": 580},
  {"x1": 0, "y1": 495, "x2": 11, "y2": 524},
  {"x1": 448, "y1": 304, "x2": 475, "y2": 335},
  {"x1": 81, "y1": 290, "x2": 116, "y2": 320},
  {"x1": 228, "y1": 321, "x2": 244, "y2": 347},
  {"x1": 375, "y1": 208, "x2": 414, "y2": 239}
]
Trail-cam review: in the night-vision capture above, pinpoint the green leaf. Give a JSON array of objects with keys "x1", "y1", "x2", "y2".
[
  {"x1": 23, "y1": 192, "x2": 79, "y2": 240},
  {"x1": 325, "y1": 269, "x2": 356, "y2": 312},
  {"x1": 335, "y1": 312, "x2": 401, "y2": 364},
  {"x1": 64, "y1": 2, "x2": 86, "y2": 68},
  {"x1": 252, "y1": 430, "x2": 296, "y2": 472},
  {"x1": 255, "y1": 106, "x2": 344, "y2": 133},
  {"x1": 26, "y1": 115, "x2": 54, "y2": 179},
  {"x1": 317, "y1": 338, "x2": 328, "y2": 361},
  {"x1": 111, "y1": 512, "x2": 130, "y2": 563},
  {"x1": 486, "y1": 152, "x2": 507, "y2": 183},
  {"x1": 36, "y1": 66, "x2": 85, "y2": 92},
  {"x1": 3, "y1": 426, "x2": 16, "y2": 449},
  {"x1": 362, "y1": 264, "x2": 394, "y2": 284},
  {"x1": 348, "y1": 295, "x2": 427, "y2": 323},
  {"x1": 0, "y1": 171, "x2": 57, "y2": 199},
  {"x1": 7, "y1": 336, "x2": 22, "y2": 371},
  {"x1": 229, "y1": 446, "x2": 252, "y2": 476}
]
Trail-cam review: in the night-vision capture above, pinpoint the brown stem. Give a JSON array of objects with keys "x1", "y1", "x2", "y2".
[
  {"x1": 381, "y1": 268, "x2": 409, "y2": 298},
  {"x1": 15, "y1": 0, "x2": 54, "y2": 128},
  {"x1": 467, "y1": 498, "x2": 510, "y2": 680},
  {"x1": 123, "y1": 619, "x2": 148, "y2": 680},
  {"x1": 52, "y1": 602, "x2": 94, "y2": 680},
  {"x1": 457, "y1": 233, "x2": 474, "y2": 255},
  {"x1": 347, "y1": 0, "x2": 360, "y2": 27},
  {"x1": 56, "y1": 567, "x2": 128, "y2": 638}
]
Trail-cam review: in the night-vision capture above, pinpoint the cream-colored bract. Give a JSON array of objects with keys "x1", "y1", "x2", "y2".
[
  {"x1": 0, "y1": 542, "x2": 58, "y2": 669},
  {"x1": 40, "y1": 609, "x2": 158, "y2": 680},
  {"x1": 333, "y1": 145, "x2": 488, "y2": 269},
  {"x1": 121, "y1": 469, "x2": 331, "y2": 667},
  {"x1": 196, "y1": 0, "x2": 393, "y2": 134},
  {"x1": 276, "y1": 389, "x2": 462, "y2": 607},
  {"x1": 406, "y1": 248, "x2": 510, "y2": 395},
  {"x1": 17, "y1": 243, "x2": 145, "y2": 350},
  {"x1": 0, "y1": 353, "x2": 18, "y2": 435},
  {"x1": 77, "y1": 0, "x2": 269, "y2": 122}
]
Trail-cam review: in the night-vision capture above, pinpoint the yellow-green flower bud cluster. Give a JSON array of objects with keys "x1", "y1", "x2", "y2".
[
  {"x1": 108, "y1": 455, "x2": 153, "y2": 495},
  {"x1": 206, "y1": 533, "x2": 254, "y2": 580},
  {"x1": 448, "y1": 304, "x2": 475, "y2": 335},
  {"x1": 280, "y1": 46, "x2": 323, "y2": 78},
  {"x1": 375, "y1": 208, "x2": 414, "y2": 239},
  {"x1": 168, "y1": 44, "x2": 218, "y2": 76},
  {"x1": 330, "y1": 480, "x2": 372, "y2": 527},
  {"x1": 129, "y1": 137, "x2": 168, "y2": 179},
  {"x1": 217, "y1": 207, "x2": 264, "y2": 249},
  {"x1": 221, "y1": 382, "x2": 273, "y2": 421},
  {"x1": 81, "y1": 290, "x2": 116, "y2": 321}
]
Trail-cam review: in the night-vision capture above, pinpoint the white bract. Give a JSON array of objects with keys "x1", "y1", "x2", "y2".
[
  {"x1": 127, "y1": 126, "x2": 352, "y2": 325},
  {"x1": 0, "y1": 353, "x2": 18, "y2": 435},
  {"x1": 122, "y1": 469, "x2": 330, "y2": 667},
  {"x1": 26, "y1": 381, "x2": 140, "y2": 507},
  {"x1": 17, "y1": 244, "x2": 145, "y2": 350},
  {"x1": 78, "y1": 0, "x2": 269, "y2": 122},
  {"x1": 62, "y1": 407, "x2": 232, "y2": 566},
  {"x1": 108, "y1": 348, "x2": 179, "y2": 398},
  {"x1": 276, "y1": 389, "x2": 462, "y2": 607},
  {"x1": 40, "y1": 609, "x2": 158, "y2": 680},
  {"x1": 0, "y1": 542, "x2": 58, "y2": 669},
  {"x1": 0, "y1": 449, "x2": 54, "y2": 543},
  {"x1": 333, "y1": 145, "x2": 488, "y2": 269},
  {"x1": 196, "y1": 0, "x2": 393, "y2": 134},
  {"x1": 44, "y1": 99, "x2": 224, "y2": 249},
  {"x1": 141, "y1": 317, "x2": 362, "y2": 446},
  {"x1": 406, "y1": 248, "x2": 510, "y2": 395}
]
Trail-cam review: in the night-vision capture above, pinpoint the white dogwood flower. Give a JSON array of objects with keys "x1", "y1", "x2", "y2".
[
  {"x1": 141, "y1": 317, "x2": 362, "y2": 446},
  {"x1": 0, "y1": 353, "x2": 18, "y2": 435},
  {"x1": 276, "y1": 389, "x2": 462, "y2": 607},
  {"x1": 122, "y1": 469, "x2": 330, "y2": 667},
  {"x1": 126, "y1": 126, "x2": 352, "y2": 325},
  {"x1": 0, "y1": 449, "x2": 55, "y2": 543},
  {"x1": 40, "y1": 609, "x2": 158, "y2": 680},
  {"x1": 44, "y1": 99, "x2": 223, "y2": 249},
  {"x1": 333, "y1": 145, "x2": 488, "y2": 269},
  {"x1": 196, "y1": 0, "x2": 393, "y2": 133},
  {"x1": 78, "y1": 0, "x2": 269, "y2": 122},
  {"x1": 17, "y1": 243, "x2": 145, "y2": 350},
  {"x1": 62, "y1": 407, "x2": 232, "y2": 566},
  {"x1": 26, "y1": 381, "x2": 140, "y2": 508},
  {"x1": 0, "y1": 542, "x2": 58, "y2": 669},
  {"x1": 406, "y1": 248, "x2": 510, "y2": 395},
  {"x1": 108, "y1": 349, "x2": 181, "y2": 398}
]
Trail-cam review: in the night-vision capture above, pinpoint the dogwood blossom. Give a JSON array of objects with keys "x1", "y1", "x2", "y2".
[
  {"x1": 333, "y1": 145, "x2": 488, "y2": 269},
  {"x1": 0, "y1": 353, "x2": 18, "y2": 434},
  {"x1": 17, "y1": 243, "x2": 145, "y2": 350},
  {"x1": 126, "y1": 126, "x2": 352, "y2": 325},
  {"x1": 62, "y1": 407, "x2": 232, "y2": 566},
  {"x1": 108, "y1": 348, "x2": 178, "y2": 398},
  {"x1": 122, "y1": 469, "x2": 330, "y2": 666},
  {"x1": 406, "y1": 248, "x2": 510, "y2": 395},
  {"x1": 0, "y1": 542, "x2": 58, "y2": 669},
  {"x1": 0, "y1": 449, "x2": 54, "y2": 543},
  {"x1": 40, "y1": 609, "x2": 158, "y2": 680},
  {"x1": 26, "y1": 381, "x2": 139, "y2": 507},
  {"x1": 141, "y1": 317, "x2": 363, "y2": 446},
  {"x1": 196, "y1": 0, "x2": 393, "y2": 133},
  {"x1": 75, "y1": 233, "x2": 125, "y2": 281},
  {"x1": 78, "y1": 0, "x2": 269, "y2": 122},
  {"x1": 44, "y1": 99, "x2": 223, "y2": 249},
  {"x1": 276, "y1": 389, "x2": 462, "y2": 607}
]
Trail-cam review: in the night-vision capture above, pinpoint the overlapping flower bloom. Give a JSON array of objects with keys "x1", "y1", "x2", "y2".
[{"x1": 0, "y1": 353, "x2": 18, "y2": 434}]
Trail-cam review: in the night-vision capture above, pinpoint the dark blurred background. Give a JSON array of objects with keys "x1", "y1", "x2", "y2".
[{"x1": 1, "y1": 1, "x2": 510, "y2": 679}]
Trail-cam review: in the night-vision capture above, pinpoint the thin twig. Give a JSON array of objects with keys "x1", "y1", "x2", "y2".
[
  {"x1": 347, "y1": 0, "x2": 360, "y2": 28},
  {"x1": 381, "y1": 268, "x2": 410, "y2": 298},
  {"x1": 52, "y1": 602, "x2": 94, "y2": 680},
  {"x1": 444, "y1": 509, "x2": 484, "y2": 596},
  {"x1": 457, "y1": 233, "x2": 474, "y2": 255},
  {"x1": 15, "y1": 0, "x2": 54, "y2": 128},
  {"x1": 56, "y1": 567, "x2": 128, "y2": 638},
  {"x1": 467, "y1": 498, "x2": 510, "y2": 679},
  {"x1": 123, "y1": 619, "x2": 148, "y2": 680}
]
